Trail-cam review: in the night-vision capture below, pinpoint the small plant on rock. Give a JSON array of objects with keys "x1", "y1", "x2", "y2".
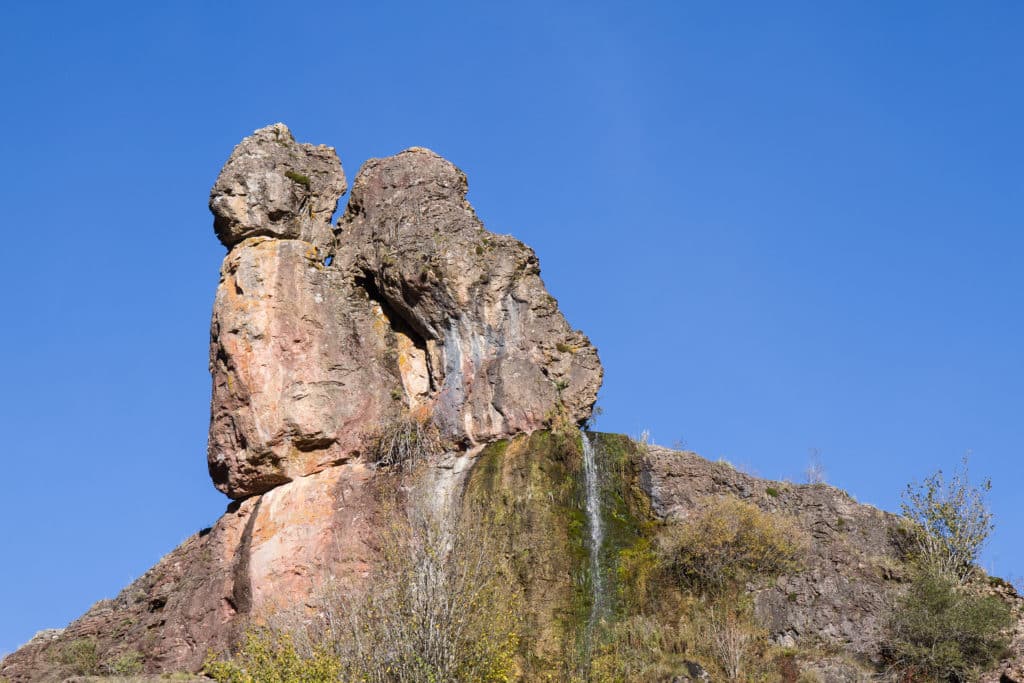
[
  {"x1": 106, "y1": 649, "x2": 145, "y2": 676},
  {"x1": 54, "y1": 638, "x2": 100, "y2": 676},
  {"x1": 366, "y1": 411, "x2": 442, "y2": 470}
]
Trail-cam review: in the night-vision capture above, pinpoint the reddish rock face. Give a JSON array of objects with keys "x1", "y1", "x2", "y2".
[
  {"x1": 207, "y1": 237, "x2": 404, "y2": 498},
  {"x1": 0, "y1": 464, "x2": 386, "y2": 680},
  {"x1": 207, "y1": 126, "x2": 603, "y2": 498}
]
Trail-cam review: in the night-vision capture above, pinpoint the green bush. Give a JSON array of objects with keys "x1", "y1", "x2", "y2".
[
  {"x1": 205, "y1": 630, "x2": 340, "y2": 683},
  {"x1": 106, "y1": 649, "x2": 145, "y2": 675},
  {"x1": 283, "y1": 170, "x2": 311, "y2": 188},
  {"x1": 659, "y1": 496, "x2": 806, "y2": 595},
  {"x1": 886, "y1": 566, "x2": 1012, "y2": 682},
  {"x1": 55, "y1": 638, "x2": 100, "y2": 676}
]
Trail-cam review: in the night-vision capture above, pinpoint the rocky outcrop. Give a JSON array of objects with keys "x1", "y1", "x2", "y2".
[
  {"x1": 339, "y1": 147, "x2": 602, "y2": 445},
  {"x1": 207, "y1": 125, "x2": 602, "y2": 498},
  {"x1": 5, "y1": 436, "x2": 1023, "y2": 682},
  {"x1": 643, "y1": 446, "x2": 906, "y2": 659},
  {"x1": 209, "y1": 123, "x2": 346, "y2": 252}
]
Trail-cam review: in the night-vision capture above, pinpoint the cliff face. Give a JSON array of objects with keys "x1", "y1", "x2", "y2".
[
  {"x1": 207, "y1": 125, "x2": 601, "y2": 499},
  {"x1": 3, "y1": 125, "x2": 1021, "y2": 683}
]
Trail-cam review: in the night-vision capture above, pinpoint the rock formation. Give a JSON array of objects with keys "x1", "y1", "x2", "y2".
[
  {"x1": 3, "y1": 125, "x2": 1021, "y2": 682},
  {"x1": 207, "y1": 125, "x2": 601, "y2": 498}
]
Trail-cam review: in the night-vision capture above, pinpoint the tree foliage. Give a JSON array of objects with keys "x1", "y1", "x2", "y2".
[{"x1": 901, "y1": 456, "x2": 993, "y2": 585}]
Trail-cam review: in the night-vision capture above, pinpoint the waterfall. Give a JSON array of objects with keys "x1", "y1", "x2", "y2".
[{"x1": 581, "y1": 430, "x2": 606, "y2": 628}]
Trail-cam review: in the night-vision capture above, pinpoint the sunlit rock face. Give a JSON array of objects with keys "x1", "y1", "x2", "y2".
[
  {"x1": 206, "y1": 126, "x2": 602, "y2": 498},
  {"x1": 209, "y1": 123, "x2": 346, "y2": 252}
]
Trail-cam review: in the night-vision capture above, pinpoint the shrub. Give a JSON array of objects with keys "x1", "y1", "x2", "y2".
[
  {"x1": 885, "y1": 566, "x2": 1012, "y2": 682},
  {"x1": 804, "y1": 449, "x2": 826, "y2": 485},
  {"x1": 366, "y1": 412, "x2": 442, "y2": 470},
  {"x1": 283, "y1": 170, "x2": 311, "y2": 188},
  {"x1": 54, "y1": 638, "x2": 100, "y2": 676},
  {"x1": 205, "y1": 630, "x2": 340, "y2": 683},
  {"x1": 901, "y1": 456, "x2": 994, "y2": 585},
  {"x1": 106, "y1": 649, "x2": 144, "y2": 676},
  {"x1": 332, "y1": 502, "x2": 520, "y2": 682},
  {"x1": 675, "y1": 598, "x2": 770, "y2": 683},
  {"x1": 659, "y1": 497, "x2": 806, "y2": 595},
  {"x1": 588, "y1": 614, "x2": 685, "y2": 683},
  {"x1": 207, "y1": 485, "x2": 519, "y2": 683}
]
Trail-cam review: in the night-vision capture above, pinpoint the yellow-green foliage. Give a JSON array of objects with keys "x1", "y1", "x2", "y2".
[
  {"x1": 54, "y1": 638, "x2": 100, "y2": 676},
  {"x1": 205, "y1": 630, "x2": 341, "y2": 683},
  {"x1": 588, "y1": 614, "x2": 687, "y2": 683},
  {"x1": 676, "y1": 598, "x2": 771, "y2": 683},
  {"x1": 660, "y1": 496, "x2": 807, "y2": 594},
  {"x1": 463, "y1": 433, "x2": 582, "y2": 678},
  {"x1": 616, "y1": 538, "x2": 660, "y2": 612},
  {"x1": 106, "y1": 649, "x2": 145, "y2": 676}
]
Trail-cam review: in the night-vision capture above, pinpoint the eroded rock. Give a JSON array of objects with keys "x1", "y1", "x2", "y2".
[
  {"x1": 208, "y1": 131, "x2": 602, "y2": 498},
  {"x1": 209, "y1": 123, "x2": 346, "y2": 252},
  {"x1": 207, "y1": 237, "x2": 404, "y2": 498},
  {"x1": 338, "y1": 147, "x2": 603, "y2": 444}
]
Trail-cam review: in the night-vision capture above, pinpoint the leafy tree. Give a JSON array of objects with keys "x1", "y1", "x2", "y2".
[{"x1": 901, "y1": 456, "x2": 993, "y2": 585}]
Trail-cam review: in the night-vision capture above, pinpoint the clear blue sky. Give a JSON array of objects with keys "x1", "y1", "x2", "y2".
[{"x1": 1, "y1": 1, "x2": 1021, "y2": 656}]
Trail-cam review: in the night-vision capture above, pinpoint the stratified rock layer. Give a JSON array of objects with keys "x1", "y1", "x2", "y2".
[{"x1": 208, "y1": 127, "x2": 602, "y2": 498}]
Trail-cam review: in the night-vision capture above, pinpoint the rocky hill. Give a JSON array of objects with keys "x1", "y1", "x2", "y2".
[{"x1": 3, "y1": 125, "x2": 1021, "y2": 683}]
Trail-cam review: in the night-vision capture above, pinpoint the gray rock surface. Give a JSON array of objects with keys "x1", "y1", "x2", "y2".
[
  {"x1": 209, "y1": 123, "x2": 346, "y2": 252},
  {"x1": 642, "y1": 445, "x2": 908, "y2": 658}
]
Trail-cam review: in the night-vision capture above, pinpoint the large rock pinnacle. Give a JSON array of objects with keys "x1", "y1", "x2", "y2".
[{"x1": 207, "y1": 127, "x2": 603, "y2": 498}]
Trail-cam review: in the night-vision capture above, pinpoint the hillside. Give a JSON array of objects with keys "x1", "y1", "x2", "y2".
[{"x1": 2, "y1": 125, "x2": 1020, "y2": 683}]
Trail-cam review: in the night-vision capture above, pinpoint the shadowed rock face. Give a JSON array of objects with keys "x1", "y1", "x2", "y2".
[
  {"x1": 339, "y1": 147, "x2": 603, "y2": 444},
  {"x1": 207, "y1": 126, "x2": 603, "y2": 498}
]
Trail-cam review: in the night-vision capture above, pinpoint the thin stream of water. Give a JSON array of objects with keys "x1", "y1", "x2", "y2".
[{"x1": 581, "y1": 430, "x2": 606, "y2": 628}]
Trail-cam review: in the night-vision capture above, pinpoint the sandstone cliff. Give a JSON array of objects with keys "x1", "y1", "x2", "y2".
[{"x1": 3, "y1": 125, "x2": 1020, "y2": 683}]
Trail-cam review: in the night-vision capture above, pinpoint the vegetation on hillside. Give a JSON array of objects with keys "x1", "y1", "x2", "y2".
[
  {"x1": 200, "y1": 435, "x2": 1016, "y2": 683},
  {"x1": 883, "y1": 457, "x2": 1014, "y2": 682}
]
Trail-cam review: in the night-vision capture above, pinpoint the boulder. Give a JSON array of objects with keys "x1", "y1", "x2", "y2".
[{"x1": 209, "y1": 123, "x2": 346, "y2": 252}]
